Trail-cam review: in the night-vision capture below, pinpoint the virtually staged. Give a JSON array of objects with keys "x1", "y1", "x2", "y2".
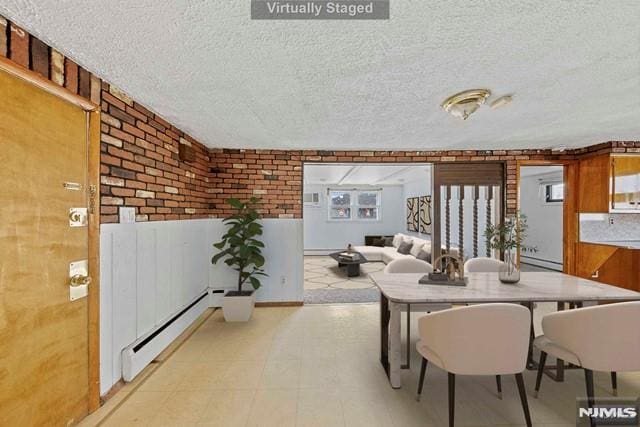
[{"x1": 0, "y1": 2, "x2": 639, "y2": 426}]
